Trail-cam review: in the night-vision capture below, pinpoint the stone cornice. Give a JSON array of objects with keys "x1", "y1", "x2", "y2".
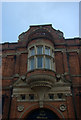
[
  {"x1": 54, "y1": 49, "x2": 79, "y2": 53},
  {"x1": 2, "y1": 74, "x2": 20, "y2": 80},
  {"x1": 2, "y1": 74, "x2": 81, "y2": 80},
  {"x1": 2, "y1": 50, "x2": 28, "y2": 57}
]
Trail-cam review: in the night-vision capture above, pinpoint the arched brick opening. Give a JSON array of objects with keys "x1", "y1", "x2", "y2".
[
  {"x1": 25, "y1": 108, "x2": 60, "y2": 120},
  {"x1": 19, "y1": 103, "x2": 65, "y2": 119}
]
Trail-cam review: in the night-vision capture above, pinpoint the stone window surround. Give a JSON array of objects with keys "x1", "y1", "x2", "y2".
[
  {"x1": 27, "y1": 40, "x2": 55, "y2": 71},
  {"x1": 16, "y1": 93, "x2": 66, "y2": 102},
  {"x1": 49, "y1": 93, "x2": 54, "y2": 100},
  {"x1": 29, "y1": 94, "x2": 34, "y2": 100}
]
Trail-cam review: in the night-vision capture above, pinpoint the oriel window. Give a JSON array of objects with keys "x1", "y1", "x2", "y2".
[{"x1": 28, "y1": 45, "x2": 55, "y2": 71}]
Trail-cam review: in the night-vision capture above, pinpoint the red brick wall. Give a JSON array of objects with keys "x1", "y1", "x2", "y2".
[{"x1": 1, "y1": 25, "x2": 81, "y2": 119}]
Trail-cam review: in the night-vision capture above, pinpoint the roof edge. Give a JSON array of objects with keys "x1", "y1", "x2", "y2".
[{"x1": 30, "y1": 24, "x2": 52, "y2": 28}]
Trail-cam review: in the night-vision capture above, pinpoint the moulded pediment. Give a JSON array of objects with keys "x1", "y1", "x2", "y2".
[{"x1": 13, "y1": 76, "x2": 27, "y2": 87}]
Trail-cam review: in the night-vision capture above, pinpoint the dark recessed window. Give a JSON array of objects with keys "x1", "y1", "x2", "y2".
[
  {"x1": 21, "y1": 95, "x2": 25, "y2": 100},
  {"x1": 57, "y1": 93, "x2": 63, "y2": 99},
  {"x1": 49, "y1": 94, "x2": 54, "y2": 100},
  {"x1": 2, "y1": 95, "x2": 5, "y2": 114},
  {"x1": 29, "y1": 94, "x2": 34, "y2": 100}
]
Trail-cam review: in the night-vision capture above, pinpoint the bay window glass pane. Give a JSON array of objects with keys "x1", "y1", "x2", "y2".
[
  {"x1": 37, "y1": 56, "x2": 43, "y2": 68},
  {"x1": 45, "y1": 47, "x2": 50, "y2": 55},
  {"x1": 30, "y1": 47, "x2": 35, "y2": 56},
  {"x1": 45, "y1": 57, "x2": 50, "y2": 69},
  {"x1": 30, "y1": 57, "x2": 34, "y2": 70},
  {"x1": 37, "y1": 46, "x2": 43, "y2": 54}
]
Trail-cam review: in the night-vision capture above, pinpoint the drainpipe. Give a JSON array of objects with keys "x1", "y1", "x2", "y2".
[
  {"x1": 66, "y1": 52, "x2": 78, "y2": 120},
  {"x1": 7, "y1": 86, "x2": 13, "y2": 120}
]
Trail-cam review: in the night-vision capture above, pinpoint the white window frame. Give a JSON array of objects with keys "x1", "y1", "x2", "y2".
[{"x1": 28, "y1": 45, "x2": 55, "y2": 71}]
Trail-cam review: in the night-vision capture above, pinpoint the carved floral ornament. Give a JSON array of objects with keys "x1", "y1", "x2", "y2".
[
  {"x1": 21, "y1": 75, "x2": 26, "y2": 81},
  {"x1": 17, "y1": 105, "x2": 24, "y2": 112},
  {"x1": 59, "y1": 104, "x2": 66, "y2": 112}
]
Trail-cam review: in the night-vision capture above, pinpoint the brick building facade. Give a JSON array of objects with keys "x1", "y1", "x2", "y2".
[{"x1": 1, "y1": 24, "x2": 81, "y2": 119}]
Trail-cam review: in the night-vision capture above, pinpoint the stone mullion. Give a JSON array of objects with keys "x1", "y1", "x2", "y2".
[{"x1": 43, "y1": 45, "x2": 45, "y2": 54}]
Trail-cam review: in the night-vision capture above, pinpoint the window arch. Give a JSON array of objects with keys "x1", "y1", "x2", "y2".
[{"x1": 26, "y1": 108, "x2": 60, "y2": 120}]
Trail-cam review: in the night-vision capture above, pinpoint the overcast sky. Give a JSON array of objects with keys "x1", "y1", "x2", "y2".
[{"x1": 2, "y1": 2, "x2": 79, "y2": 43}]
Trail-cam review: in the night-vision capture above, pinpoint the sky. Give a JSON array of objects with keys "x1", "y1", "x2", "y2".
[{"x1": 2, "y1": 2, "x2": 79, "y2": 43}]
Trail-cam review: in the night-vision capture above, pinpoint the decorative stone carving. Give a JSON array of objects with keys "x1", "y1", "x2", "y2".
[
  {"x1": 27, "y1": 74, "x2": 55, "y2": 89},
  {"x1": 17, "y1": 105, "x2": 24, "y2": 112},
  {"x1": 13, "y1": 74, "x2": 19, "y2": 78},
  {"x1": 56, "y1": 74, "x2": 61, "y2": 82},
  {"x1": 21, "y1": 75, "x2": 26, "y2": 81},
  {"x1": 60, "y1": 104, "x2": 66, "y2": 112},
  {"x1": 56, "y1": 74, "x2": 61, "y2": 79},
  {"x1": 56, "y1": 73, "x2": 71, "y2": 84},
  {"x1": 39, "y1": 101, "x2": 43, "y2": 108},
  {"x1": 65, "y1": 93, "x2": 72, "y2": 96}
]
